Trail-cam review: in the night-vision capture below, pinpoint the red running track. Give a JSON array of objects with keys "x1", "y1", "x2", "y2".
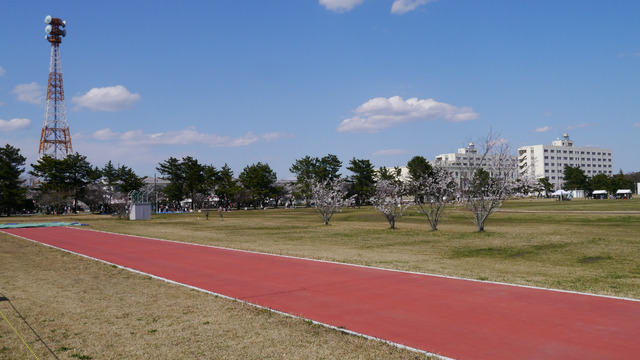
[{"x1": 3, "y1": 226, "x2": 639, "y2": 359}]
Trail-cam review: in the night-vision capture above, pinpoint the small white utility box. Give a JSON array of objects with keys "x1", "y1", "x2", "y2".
[{"x1": 130, "y1": 203, "x2": 151, "y2": 220}]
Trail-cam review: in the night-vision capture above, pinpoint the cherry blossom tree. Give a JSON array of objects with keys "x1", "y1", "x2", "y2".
[
  {"x1": 413, "y1": 167, "x2": 456, "y2": 230},
  {"x1": 459, "y1": 131, "x2": 519, "y2": 232},
  {"x1": 370, "y1": 180, "x2": 410, "y2": 229},
  {"x1": 310, "y1": 178, "x2": 350, "y2": 225}
]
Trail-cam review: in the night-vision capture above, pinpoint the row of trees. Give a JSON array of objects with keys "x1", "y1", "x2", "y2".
[
  {"x1": 156, "y1": 157, "x2": 285, "y2": 210},
  {"x1": 306, "y1": 132, "x2": 522, "y2": 231},
  {"x1": 562, "y1": 165, "x2": 635, "y2": 194},
  {"x1": 0, "y1": 144, "x2": 146, "y2": 216}
]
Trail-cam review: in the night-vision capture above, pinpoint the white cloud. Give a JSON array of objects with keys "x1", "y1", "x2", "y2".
[
  {"x1": 0, "y1": 118, "x2": 31, "y2": 132},
  {"x1": 535, "y1": 126, "x2": 551, "y2": 133},
  {"x1": 262, "y1": 132, "x2": 294, "y2": 142},
  {"x1": 11, "y1": 82, "x2": 45, "y2": 105},
  {"x1": 319, "y1": 0, "x2": 364, "y2": 12},
  {"x1": 88, "y1": 127, "x2": 292, "y2": 148},
  {"x1": 391, "y1": 0, "x2": 436, "y2": 14},
  {"x1": 119, "y1": 128, "x2": 258, "y2": 147},
  {"x1": 337, "y1": 96, "x2": 478, "y2": 133},
  {"x1": 634, "y1": 123, "x2": 640, "y2": 128},
  {"x1": 0, "y1": 65, "x2": 6, "y2": 76},
  {"x1": 93, "y1": 128, "x2": 119, "y2": 140},
  {"x1": 372, "y1": 149, "x2": 409, "y2": 156},
  {"x1": 72, "y1": 85, "x2": 141, "y2": 111},
  {"x1": 566, "y1": 123, "x2": 590, "y2": 130}
]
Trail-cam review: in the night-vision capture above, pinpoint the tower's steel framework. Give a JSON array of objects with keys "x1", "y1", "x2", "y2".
[{"x1": 39, "y1": 15, "x2": 72, "y2": 159}]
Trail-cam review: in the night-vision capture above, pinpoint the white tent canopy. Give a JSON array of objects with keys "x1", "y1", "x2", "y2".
[
  {"x1": 551, "y1": 190, "x2": 570, "y2": 196},
  {"x1": 592, "y1": 190, "x2": 608, "y2": 195},
  {"x1": 616, "y1": 189, "x2": 632, "y2": 194}
]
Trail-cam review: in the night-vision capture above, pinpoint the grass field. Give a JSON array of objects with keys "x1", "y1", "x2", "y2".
[{"x1": 1, "y1": 197, "x2": 639, "y2": 359}]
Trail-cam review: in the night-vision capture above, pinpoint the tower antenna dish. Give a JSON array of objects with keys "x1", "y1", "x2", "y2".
[{"x1": 39, "y1": 15, "x2": 72, "y2": 159}]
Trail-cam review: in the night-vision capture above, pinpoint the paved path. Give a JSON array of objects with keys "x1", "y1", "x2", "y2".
[{"x1": 3, "y1": 227, "x2": 639, "y2": 359}]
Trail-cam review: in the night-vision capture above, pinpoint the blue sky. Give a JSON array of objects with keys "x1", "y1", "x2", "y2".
[{"x1": 1, "y1": 0, "x2": 639, "y2": 179}]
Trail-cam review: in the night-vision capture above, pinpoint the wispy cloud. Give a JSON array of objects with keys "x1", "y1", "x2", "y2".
[
  {"x1": 92, "y1": 128, "x2": 120, "y2": 140},
  {"x1": 319, "y1": 0, "x2": 364, "y2": 12},
  {"x1": 337, "y1": 96, "x2": 478, "y2": 133},
  {"x1": 391, "y1": 0, "x2": 436, "y2": 14},
  {"x1": 72, "y1": 85, "x2": 141, "y2": 112},
  {"x1": 372, "y1": 148, "x2": 409, "y2": 156},
  {"x1": 566, "y1": 123, "x2": 590, "y2": 130},
  {"x1": 634, "y1": 123, "x2": 640, "y2": 128},
  {"x1": 320, "y1": 0, "x2": 435, "y2": 13},
  {"x1": 262, "y1": 132, "x2": 294, "y2": 142},
  {"x1": 0, "y1": 65, "x2": 6, "y2": 76},
  {"x1": 87, "y1": 127, "x2": 291, "y2": 148},
  {"x1": 11, "y1": 83, "x2": 45, "y2": 105},
  {"x1": 535, "y1": 126, "x2": 551, "y2": 133},
  {"x1": 0, "y1": 118, "x2": 31, "y2": 131}
]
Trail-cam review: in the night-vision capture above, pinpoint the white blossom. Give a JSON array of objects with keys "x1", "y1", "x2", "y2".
[{"x1": 370, "y1": 180, "x2": 410, "y2": 229}]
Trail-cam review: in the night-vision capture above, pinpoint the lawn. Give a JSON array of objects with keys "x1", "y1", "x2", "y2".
[{"x1": 1, "y1": 198, "x2": 638, "y2": 359}]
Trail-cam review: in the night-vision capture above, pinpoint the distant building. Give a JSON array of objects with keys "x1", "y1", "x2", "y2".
[
  {"x1": 434, "y1": 142, "x2": 518, "y2": 185},
  {"x1": 379, "y1": 142, "x2": 519, "y2": 185},
  {"x1": 517, "y1": 133, "x2": 613, "y2": 190}
]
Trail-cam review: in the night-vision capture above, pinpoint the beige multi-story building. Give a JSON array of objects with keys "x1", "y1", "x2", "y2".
[
  {"x1": 434, "y1": 143, "x2": 519, "y2": 184},
  {"x1": 380, "y1": 143, "x2": 519, "y2": 185},
  {"x1": 517, "y1": 133, "x2": 613, "y2": 190}
]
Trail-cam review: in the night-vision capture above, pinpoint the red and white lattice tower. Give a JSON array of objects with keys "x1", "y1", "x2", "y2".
[{"x1": 38, "y1": 15, "x2": 72, "y2": 159}]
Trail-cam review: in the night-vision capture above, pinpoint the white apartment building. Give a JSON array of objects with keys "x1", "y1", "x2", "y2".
[
  {"x1": 433, "y1": 143, "x2": 519, "y2": 184},
  {"x1": 380, "y1": 143, "x2": 519, "y2": 185},
  {"x1": 517, "y1": 133, "x2": 613, "y2": 190}
]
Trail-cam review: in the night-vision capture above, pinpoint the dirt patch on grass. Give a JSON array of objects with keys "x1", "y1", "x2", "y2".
[{"x1": 579, "y1": 256, "x2": 613, "y2": 264}]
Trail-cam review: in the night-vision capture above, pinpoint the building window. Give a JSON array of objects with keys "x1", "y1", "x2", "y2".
[
  {"x1": 545, "y1": 163, "x2": 549, "y2": 166},
  {"x1": 544, "y1": 156, "x2": 549, "y2": 159},
  {"x1": 550, "y1": 149, "x2": 555, "y2": 153},
  {"x1": 544, "y1": 149, "x2": 548, "y2": 152}
]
